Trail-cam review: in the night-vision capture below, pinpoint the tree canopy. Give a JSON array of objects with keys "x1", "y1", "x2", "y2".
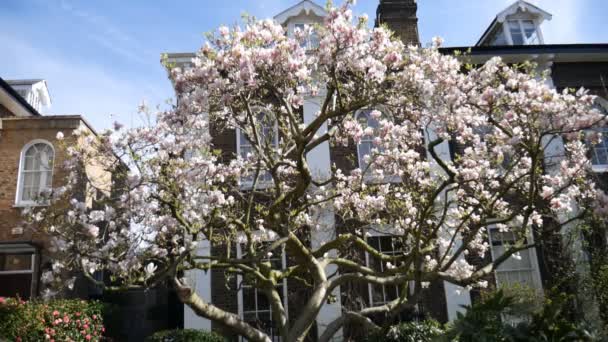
[{"x1": 30, "y1": 2, "x2": 606, "y2": 341}]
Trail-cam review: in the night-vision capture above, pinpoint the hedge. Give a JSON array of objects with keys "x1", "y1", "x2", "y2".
[
  {"x1": 0, "y1": 297, "x2": 105, "y2": 342},
  {"x1": 145, "y1": 329, "x2": 226, "y2": 342}
]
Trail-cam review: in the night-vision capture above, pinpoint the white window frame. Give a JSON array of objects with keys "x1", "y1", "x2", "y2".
[
  {"x1": 504, "y1": 19, "x2": 543, "y2": 45},
  {"x1": 487, "y1": 225, "x2": 543, "y2": 292},
  {"x1": 590, "y1": 128, "x2": 608, "y2": 173},
  {"x1": 15, "y1": 139, "x2": 55, "y2": 207},
  {"x1": 364, "y1": 233, "x2": 406, "y2": 307},
  {"x1": 236, "y1": 242, "x2": 288, "y2": 342},
  {"x1": 0, "y1": 253, "x2": 35, "y2": 275},
  {"x1": 589, "y1": 99, "x2": 608, "y2": 172},
  {"x1": 356, "y1": 108, "x2": 393, "y2": 173},
  {"x1": 355, "y1": 108, "x2": 403, "y2": 184},
  {"x1": 236, "y1": 112, "x2": 279, "y2": 189},
  {"x1": 292, "y1": 22, "x2": 319, "y2": 50}
]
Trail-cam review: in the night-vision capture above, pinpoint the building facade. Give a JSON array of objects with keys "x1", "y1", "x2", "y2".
[
  {"x1": 163, "y1": 0, "x2": 608, "y2": 340},
  {"x1": 0, "y1": 77, "x2": 109, "y2": 300}
]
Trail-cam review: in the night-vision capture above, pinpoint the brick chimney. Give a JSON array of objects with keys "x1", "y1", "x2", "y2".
[{"x1": 375, "y1": 0, "x2": 420, "y2": 45}]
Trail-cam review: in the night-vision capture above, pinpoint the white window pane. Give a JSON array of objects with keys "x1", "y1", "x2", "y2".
[
  {"x1": 591, "y1": 130, "x2": 608, "y2": 165},
  {"x1": 521, "y1": 20, "x2": 538, "y2": 43},
  {"x1": 358, "y1": 142, "x2": 372, "y2": 169},
  {"x1": 24, "y1": 156, "x2": 35, "y2": 170},
  {"x1": 509, "y1": 21, "x2": 524, "y2": 45},
  {"x1": 19, "y1": 143, "x2": 54, "y2": 203}
]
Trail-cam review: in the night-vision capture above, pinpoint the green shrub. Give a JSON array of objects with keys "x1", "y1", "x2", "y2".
[
  {"x1": 366, "y1": 320, "x2": 444, "y2": 342},
  {"x1": 444, "y1": 289, "x2": 597, "y2": 342},
  {"x1": 0, "y1": 297, "x2": 105, "y2": 342},
  {"x1": 145, "y1": 329, "x2": 226, "y2": 342}
]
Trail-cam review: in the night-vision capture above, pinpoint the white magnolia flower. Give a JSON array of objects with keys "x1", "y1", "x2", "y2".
[{"x1": 145, "y1": 262, "x2": 158, "y2": 278}]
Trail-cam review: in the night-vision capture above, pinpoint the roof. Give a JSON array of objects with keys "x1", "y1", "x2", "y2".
[
  {"x1": 5, "y1": 79, "x2": 45, "y2": 86},
  {"x1": 439, "y1": 43, "x2": 608, "y2": 63},
  {"x1": 476, "y1": 0, "x2": 552, "y2": 46},
  {"x1": 273, "y1": 0, "x2": 327, "y2": 25},
  {"x1": 0, "y1": 77, "x2": 41, "y2": 116},
  {"x1": 1, "y1": 114, "x2": 99, "y2": 136}
]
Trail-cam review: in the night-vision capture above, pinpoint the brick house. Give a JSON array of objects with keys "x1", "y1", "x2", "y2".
[
  {"x1": 0, "y1": 77, "x2": 110, "y2": 300},
  {"x1": 163, "y1": 0, "x2": 608, "y2": 340}
]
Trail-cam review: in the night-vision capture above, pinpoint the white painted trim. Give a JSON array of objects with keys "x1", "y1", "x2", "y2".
[
  {"x1": 15, "y1": 139, "x2": 55, "y2": 207},
  {"x1": 496, "y1": 1, "x2": 552, "y2": 23},
  {"x1": 274, "y1": 0, "x2": 327, "y2": 25},
  {"x1": 183, "y1": 240, "x2": 212, "y2": 331}
]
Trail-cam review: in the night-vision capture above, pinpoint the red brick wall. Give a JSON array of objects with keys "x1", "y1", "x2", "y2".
[
  {"x1": 0, "y1": 116, "x2": 93, "y2": 298},
  {"x1": 375, "y1": 0, "x2": 420, "y2": 45}
]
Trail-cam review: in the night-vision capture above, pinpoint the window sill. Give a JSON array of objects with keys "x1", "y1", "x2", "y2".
[
  {"x1": 592, "y1": 165, "x2": 608, "y2": 173},
  {"x1": 239, "y1": 181, "x2": 275, "y2": 191}
]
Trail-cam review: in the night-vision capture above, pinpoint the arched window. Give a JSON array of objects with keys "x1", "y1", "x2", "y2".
[
  {"x1": 237, "y1": 111, "x2": 278, "y2": 185},
  {"x1": 16, "y1": 140, "x2": 54, "y2": 205},
  {"x1": 356, "y1": 109, "x2": 384, "y2": 171}
]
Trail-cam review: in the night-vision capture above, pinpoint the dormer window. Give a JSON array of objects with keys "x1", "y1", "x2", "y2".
[
  {"x1": 476, "y1": 1, "x2": 551, "y2": 47},
  {"x1": 6, "y1": 79, "x2": 51, "y2": 113},
  {"x1": 294, "y1": 23, "x2": 319, "y2": 49},
  {"x1": 508, "y1": 19, "x2": 540, "y2": 45},
  {"x1": 274, "y1": 0, "x2": 326, "y2": 50}
]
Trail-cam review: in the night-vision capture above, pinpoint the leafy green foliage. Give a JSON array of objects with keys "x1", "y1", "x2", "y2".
[
  {"x1": 0, "y1": 297, "x2": 105, "y2": 341},
  {"x1": 366, "y1": 320, "x2": 444, "y2": 342},
  {"x1": 444, "y1": 290, "x2": 512, "y2": 342},
  {"x1": 444, "y1": 290, "x2": 597, "y2": 342},
  {"x1": 145, "y1": 329, "x2": 226, "y2": 342}
]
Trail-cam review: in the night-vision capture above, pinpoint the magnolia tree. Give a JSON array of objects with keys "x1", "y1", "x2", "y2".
[{"x1": 30, "y1": 2, "x2": 606, "y2": 342}]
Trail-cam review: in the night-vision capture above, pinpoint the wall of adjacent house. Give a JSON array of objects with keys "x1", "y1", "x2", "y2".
[
  {"x1": 0, "y1": 103, "x2": 15, "y2": 118},
  {"x1": 0, "y1": 116, "x2": 104, "y2": 299}
]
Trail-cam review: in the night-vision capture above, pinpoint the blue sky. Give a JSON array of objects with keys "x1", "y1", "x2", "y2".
[{"x1": 1, "y1": 0, "x2": 606, "y2": 130}]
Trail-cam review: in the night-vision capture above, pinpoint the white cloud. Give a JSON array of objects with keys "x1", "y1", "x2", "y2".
[
  {"x1": 0, "y1": 32, "x2": 172, "y2": 130},
  {"x1": 55, "y1": 0, "x2": 157, "y2": 67}
]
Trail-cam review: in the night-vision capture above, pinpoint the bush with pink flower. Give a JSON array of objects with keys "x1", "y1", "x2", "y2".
[{"x1": 0, "y1": 297, "x2": 105, "y2": 342}]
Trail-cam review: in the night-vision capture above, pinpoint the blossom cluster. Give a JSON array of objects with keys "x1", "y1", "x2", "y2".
[{"x1": 27, "y1": 0, "x2": 606, "y2": 323}]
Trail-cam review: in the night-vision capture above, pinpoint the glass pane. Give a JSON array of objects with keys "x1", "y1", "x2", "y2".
[
  {"x1": 358, "y1": 142, "x2": 372, "y2": 169},
  {"x1": 385, "y1": 284, "x2": 399, "y2": 302},
  {"x1": 310, "y1": 30, "x2": 319, "y2": 49},
  {"x1": 244, "y1": 312, "x2": 258, "y2": 323},
  {"x1": 257, "y1": 290, "x2": 270, "y2": 311},
  {"x1": 368, "y1": 254, "x2": 382, "y2": 272},
  {"x1": 257, "y1": 311, "x2": 271, "y2": 323},
  {"x1": 0, "y1": 254, "x2": 33, "y2": 271},
  {"x1": 489, "y1": 26, "x2": 507, "y2": 45},
  {"x1": 380, "y1": 236, "x2": 393, "y2": 252},
  {"x1": 372, "y1": 284, "x2": 384, "y2": 304},
  {"x1": 23, "y1": 155, "x2": 35, "y2": 170},
  {"x1": 243, "y1": 287, "x2": 257, "y2": 312},
  {"x1": 521, "y1": 20, "x2": 538, "y2": 44},
  {"x1": 368, "y1": 236, "x2": 380, "y2": 250},
  {"x1": 44, "y1": 171, "x2": 53, "y2": 188},
  {"x1": 596, "y1": 148, "x2": 608, "y2": 165},
  {"x1": 509, "y1": 21, "x2": 524, "y2": 45}
]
